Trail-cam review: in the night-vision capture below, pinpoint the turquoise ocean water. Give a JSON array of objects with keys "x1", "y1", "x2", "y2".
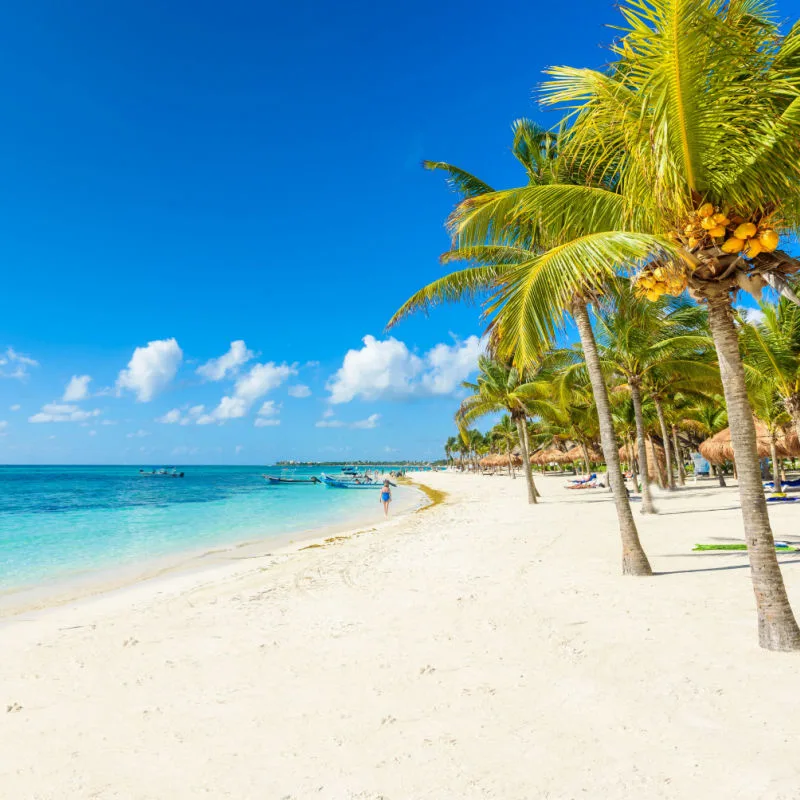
[{"x1": 0, "y1": 465, "x2": 416, "y2": 592}]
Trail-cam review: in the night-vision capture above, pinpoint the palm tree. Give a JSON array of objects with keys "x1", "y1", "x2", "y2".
[
  {"x1": 740, "y1": 295, "x2": 800, "y2": 441},
  {"x1": 389, "y1": 122, "x2": 653, "y2": 576},
  {"x1": 541, "y1": 358, "x2": 600, "y2": 476},
  {"x1": 456, "y1": 355, "x2": 547, "y2": 503},
  {"x1": 748, "y1": 382, "x2": 791, "y2": 493},
  {"x1": 433, "y1": 2, "x2": 800, "y2": 649},
  {"x1": 490, "y1": 414, "x2": 519, "y2": 477},
  {"x1": 444, "y1": 435, "x2": 459, "y2": 467},
  {"x1": 593, "y1": 282, "x2": 717, "y2": 511}
]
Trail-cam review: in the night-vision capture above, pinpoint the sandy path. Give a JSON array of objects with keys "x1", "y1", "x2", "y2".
[{"x1": 2, "y1": 472, "x2": 800, "y2": 799}]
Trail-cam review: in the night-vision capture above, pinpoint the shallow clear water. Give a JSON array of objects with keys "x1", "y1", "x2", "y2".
[{"x1": 0, "y1": 466, "x2": 414, "y2": 591}]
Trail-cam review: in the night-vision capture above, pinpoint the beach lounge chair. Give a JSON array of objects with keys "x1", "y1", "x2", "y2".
[
  {"x1": 566, "y1": 480, "x2": 597, "y2": 490},
  {"x1": 567, "y1": 473, "x2": 596, "y2": 486},
  {"x1": 764, "y1": 477, "x2": 800, "y2": 489}
]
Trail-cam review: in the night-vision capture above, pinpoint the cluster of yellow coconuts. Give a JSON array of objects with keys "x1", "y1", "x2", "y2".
[
  {"x1": 683, "y1": 203, "x2": 780, "y2": 258},
  {"x1": 635, "y1": 266, "x2": 688, "y2": 302}
]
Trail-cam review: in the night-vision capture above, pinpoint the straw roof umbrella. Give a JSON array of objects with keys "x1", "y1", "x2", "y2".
[
  {"x1": 531, "y1": 448, "x2": 573, "y2": 467},
  {"x1": 564, "y1": 445, "x2": 603, "y2": 463},
  {"x1": 699, "y1": 421, "x2": 789, "y2": 466}
]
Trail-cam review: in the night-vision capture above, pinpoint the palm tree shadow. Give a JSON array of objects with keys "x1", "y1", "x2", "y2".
[
  {"x1": 657, "y1": 557, "x2": 800, "y2": 576},
  {"x1": 656, "y1": 505, "x2": 742, "y2": 515}
]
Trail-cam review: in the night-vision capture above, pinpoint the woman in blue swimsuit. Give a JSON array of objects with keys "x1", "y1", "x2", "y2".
[{"x1": 380, "y1": 480, "x2": 392, "y2": 518}]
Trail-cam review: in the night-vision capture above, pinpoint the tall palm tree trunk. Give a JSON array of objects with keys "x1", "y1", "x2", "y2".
[
  {"x1": 514, "y1": 415, "x2": 538, "y2": 504},
  {"x1": 671, "y1": 426, "x2": 686, "y2": 486},
  {"x1": 629, "y1": 380, "x2": 657, "y2": 514},
  {"x1": 627, "y1": 436, "x2": 639, "y2": 494},
  {"x1": 649, "y1": 433, "x2": 667, "y2": 489},
  {"x1": 572, "y1": 299, "x2": 652, "y2": 575},
  {"x1": 715, "y1": 464, "x2": 727, "y2": 488},
  {"x1": 769, "y1": 438, "x2": 782, "y2": 494},
  {"x1": 506, "y1": 443, "x2": 515, "y2": 479},
  {"x1": 707, "y1": 298, "x2": 800, "y2": 651},
  {"x1": 654, "y1": 396, "x2": 676, "y2": 490},
  {"x1": 521, "y1": 422, "x2": 540, "y2": 499},
  {"x1": 580, "y1": 440, "x2": 592, "y2": 476}
]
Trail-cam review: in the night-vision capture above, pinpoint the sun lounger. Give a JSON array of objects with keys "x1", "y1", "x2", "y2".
[
  {"x1": 764, "y1": 477, "x2": 800, "y2": 489},
  {"x1": 566, "y1": 481, "x2": 597, "y2": 490},
  {"x1": 567, "y1": 473, "x2": 596, "y2": 485}
]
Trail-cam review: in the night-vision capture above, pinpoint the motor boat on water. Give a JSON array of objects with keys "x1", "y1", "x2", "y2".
[
  {"x1": 321, "y1": 473, "x2": 396, "y2": 489},
  {"x1": 139, "y1": 467, "x2": 185, "y2": 478},
  {"x1": 263, "y1": 474, "x2": 321, "y2": 485}
]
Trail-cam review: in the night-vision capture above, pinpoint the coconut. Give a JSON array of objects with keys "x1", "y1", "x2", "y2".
[
  {"x1": 709, "y1": 225, "x2": 726, "y2": 237},
  {"x1": 712, "y1": 213, "x2": 730, "y2": 225},
  {"x1": 721, "y1": 237, "x2": 745, "y2": 254},
  {"x1": 688, "y1": 236, "x2": 699, "y2": 248},
  {"x1": 744, "y1": 239, "x2": 763, "y2": 258},
  {"x1": 735, "y1": 222, "x2": 758, "y2": 239},
  {"x1": 698, "y1": 203, "x2": 715, "y2": 218},
  {"x1": 759, "y1": 229, "x2": 779, "y2": 252},
  {"x1": 701, "y1": 217, "x2": 717, "y2": 230}
]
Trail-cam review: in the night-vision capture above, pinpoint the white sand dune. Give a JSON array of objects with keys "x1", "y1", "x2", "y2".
[{"x1": 2, "y1": 472, "x2": 800, "y2": 799}]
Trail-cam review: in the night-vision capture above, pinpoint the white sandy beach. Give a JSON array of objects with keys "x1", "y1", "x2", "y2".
[{"x1": 2, "y1": 472, "x2": 800, "y2": 799}]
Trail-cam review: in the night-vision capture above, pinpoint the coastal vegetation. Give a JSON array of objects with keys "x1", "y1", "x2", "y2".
[{"x1": 392, "y1": 0, "x2": 800, "y2": 650}]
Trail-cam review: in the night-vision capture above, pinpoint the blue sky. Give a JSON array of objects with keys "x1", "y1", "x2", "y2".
[{"x1": 0, "y1": 1, "x2": 796, "y2": 464}]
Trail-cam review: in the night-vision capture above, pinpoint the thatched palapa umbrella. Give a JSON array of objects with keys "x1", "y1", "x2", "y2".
[
  {"x1": 564, "y1": 445, "x2": 603, "y2": 463},
  {"x1": 699, "y1": 421, "x2": 789, "y2": 465},
  {"x1": 531, "y1": 448, "x2": 573, "y2": 467}
]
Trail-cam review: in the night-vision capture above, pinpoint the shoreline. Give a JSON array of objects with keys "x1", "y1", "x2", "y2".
[{"x1": 0, "y1": 481, "x2": 427, "y2": 623}]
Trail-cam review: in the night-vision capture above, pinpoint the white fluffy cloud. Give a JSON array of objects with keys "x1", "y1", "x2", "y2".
[
  {"x1": 155, "y1": 405, "x2": 206, "y2": 425},
  {"x1": 9, "y1": 404, "x2": 20, "y2": 411},
  {"x1": 254, "y1": 400, "x2": 281, "y2": 427},
  {"x1": 0, "y1": 347, "x2": 39, "y2": 380},
  {"x1": 352, "y1": 413, "x2": 380, "y2": 429},
  {"x1": 287, "y1": 384, "x2": 311, "y2": 398},
  {"x1": 327, "y1": 335, "x2": 483, "y2": 404},
  {"x1": 63, "y1": 375, "x2": 91, "y2": 402},
  {"x1": 117, "y1": 339, "x2": 183, "y2": 402},
  {"x1": 198, "y1": 362, "x2": 294, "y2": 424},
  {"x1": 421, "y1": 338, "x2": 484, "y2": 394},
  {"x1": 736, "y1": 305, "x2": 766, "y2": 325},
  {"x1": 0, "y1": 420, "x2": 7, "y2": 435},
  {"x1": 197, "y1": 340, "x2": 254, "y2": 381},
  {"x1": 126, "y1": 429, "x2": 151, "y2": 438},
  {"x1": 156, "y1": 408, "x2": 182, "y2": 424},
  {"x1": 29, "y1": 403, "x2": 102, "y2": 423}
]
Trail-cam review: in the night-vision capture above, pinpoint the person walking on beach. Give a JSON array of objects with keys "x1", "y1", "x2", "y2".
[{"x1": 380, "y1": 480, "x2": 392, "y2": 518}]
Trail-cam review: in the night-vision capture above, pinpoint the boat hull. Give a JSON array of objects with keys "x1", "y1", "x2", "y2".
[{"x1": 263, "y1": 475, "x2": 320, "y2": 485}]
